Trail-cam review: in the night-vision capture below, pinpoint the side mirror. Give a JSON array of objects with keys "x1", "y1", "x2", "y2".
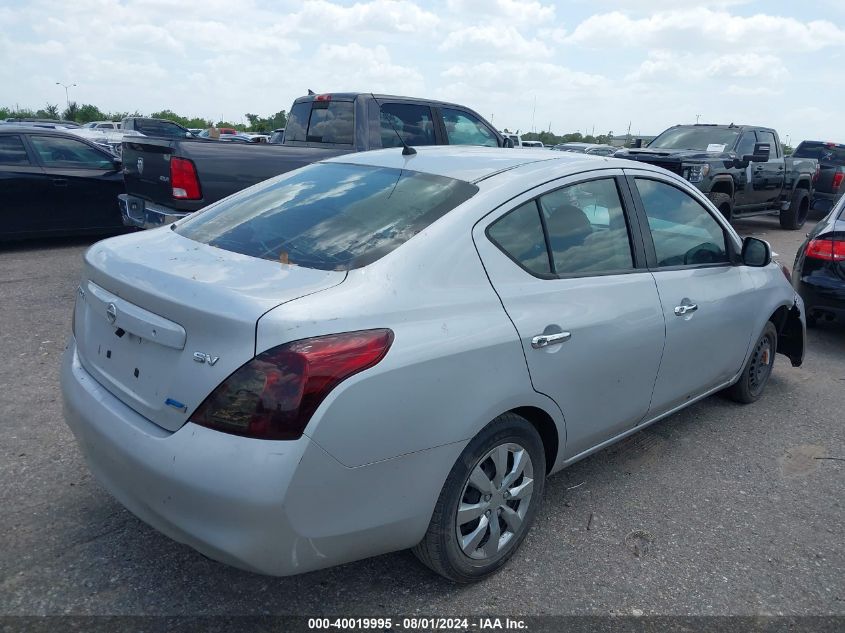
[
  {"x1": 743, "y1": 142, "x2": 770, "y2": 163},
  {"x1": 632, "y1": 138, "x2": 643, "y2": 148},
  {"x1": 742, "y1": 236, "x2": 772, "y2": 267},
  {"x1": 502, "y1": 137, "x2": 514, "y2": 148}
]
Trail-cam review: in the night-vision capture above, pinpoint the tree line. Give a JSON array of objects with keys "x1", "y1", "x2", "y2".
[{"x1": 0, "y1": 102, "x2": 288, "y2": 133}]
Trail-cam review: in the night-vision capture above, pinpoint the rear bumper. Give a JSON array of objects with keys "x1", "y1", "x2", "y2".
[
  {"x1": 796, "y1": 275, "x2": 845, "y2": 322},
  {"x1": 61, "y1": 338, "x2": 457, "y2": 576},
  {"x1": 119, "y1": 194, "x2": 191, "y2": 230}
]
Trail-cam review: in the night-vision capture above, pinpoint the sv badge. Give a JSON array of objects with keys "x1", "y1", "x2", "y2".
[{"x1": 193, "y1": 352, "x2": 220, "y2": 366}]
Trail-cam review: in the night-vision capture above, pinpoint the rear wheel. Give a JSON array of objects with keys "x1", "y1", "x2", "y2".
[
  {"x1": 413, "y1": 413, "x2": 545, "y2": 582},
  {"x1": 725, "y1": 322, "x2": 777, "y2": 404},
  {"x1": 707, "y1": 192, "x2": 733, "y2": 222},
  {"x1": 779, "y1": 188, "x2": 810, "y2": 230}
]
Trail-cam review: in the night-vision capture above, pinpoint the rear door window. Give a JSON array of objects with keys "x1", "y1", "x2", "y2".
[
  {"x1": 380, "y1": 103, "x2": 436, "y2": 148},
  {"x1": 175, "y1": 162, "x2": 477, "y2": 270},
  {"x1": 0, "y1": 135, "x2": 31, "y2": 165},
  {"x1": 757, "y1": 131, "x2": 778, "y2": 158},
  {"x1": 487, "y1": 202, "x2": 551, "y2": 275},
  {"x1": 441, "y1": 108, "x2": 498, "y2": 147}
]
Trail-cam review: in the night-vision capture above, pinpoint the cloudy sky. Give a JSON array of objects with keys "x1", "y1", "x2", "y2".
[{"x1": 2, "y1": 0, "x2": 843, "y2": 142}]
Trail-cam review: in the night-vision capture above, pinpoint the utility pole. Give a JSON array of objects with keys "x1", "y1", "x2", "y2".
[
  {"x1": 695, "y1": 113, "x2": 702, "y2": 124},
  {"x1": 55, "y1": 82, "x2": 76, "y2": 110},
  {"x1": 626, "y1": 121, "x2": 632, "y2": 146}
]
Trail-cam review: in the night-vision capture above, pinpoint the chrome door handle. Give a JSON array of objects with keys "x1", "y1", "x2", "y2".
[
  {"x1": 674, "y1": 303, "x2": 698, "y2": 316},
  {"x1": 531, "y1": 332, "x2": 571, "y2": 348}
]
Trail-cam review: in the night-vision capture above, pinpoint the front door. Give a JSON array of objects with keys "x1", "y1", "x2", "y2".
[
  {"x1": 625, "y1": 172, "x2": 758, "y2": 416},
  {"x1": 474, "y1": 171, "x2": 666, "y2": 459},
  {"x1": 28, "y1": 134, "x2": 124, "y2": 233}
]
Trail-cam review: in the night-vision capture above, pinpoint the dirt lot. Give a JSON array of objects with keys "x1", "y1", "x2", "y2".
[{"x1": 0, "y1": 215, "x2": 842, "y2": 616}]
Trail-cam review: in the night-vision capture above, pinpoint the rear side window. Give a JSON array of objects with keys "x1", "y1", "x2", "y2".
[
  {"x1": 0, "y1": 135, "x2": 30, "y2": 165},
  {"x1": 758, "y1": 131, "x2": 778, "y2": 158},
  {"x1": 635, "y1": 178, "x2": 729, "y2": 267},
  {"x1": 441, "y1": 108, "x2": 498, "y2": 147},
  {"x1": 29, "y1": 136, "x2": 113, "y2": 169},
  {"x1": 380, "y1": 103, "x2": 436, "y2": 148},
  {"x1": 487, "y1": 202, "x2": 551, "y2": 275},
  {"x1": 284, "y1": 101, "x2": 354, "y2": 145},
  {"x1": 176, "y1": 162, "x2": 478, "y2": 270}
]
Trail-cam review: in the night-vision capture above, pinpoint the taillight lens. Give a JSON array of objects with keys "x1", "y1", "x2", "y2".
[
  {"x1": 171, "y1": 157, "x2": 202, "y2": 200},
  {"x1": 832, "y1": 172, "x2": 844, "y2": 191},
  {"x1": 190, "y1": 329, "x2": 394, "y2": 440},
  {"x1": 806, "y1": 238, "x2": 845, "y2": 261}
]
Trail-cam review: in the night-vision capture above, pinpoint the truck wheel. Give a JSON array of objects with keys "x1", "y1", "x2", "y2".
[
  {"x1": 779, "y1": 189, "x2": 810, "y2": 230},
  {"x1": 706, "y1": 192, "x2": 733, "y2": 221}
]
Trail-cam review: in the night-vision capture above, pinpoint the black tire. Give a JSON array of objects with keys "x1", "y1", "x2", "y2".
[
  {"x1": 413, "y1": 413, "x2": 546, "y2": 582},
  {"x1": 707, "y1": 192, "x2": 733, "y2": 222},
  {"x1": 725, "y1": 322, "x2": 777, "y2": 404},
  {"x1": 779, "y1": 188, "x2": 810, "y2": 230}
]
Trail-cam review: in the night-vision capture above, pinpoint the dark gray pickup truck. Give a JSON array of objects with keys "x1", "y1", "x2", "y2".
[
  {"x1": 615, "y1": 124, "x2": 819, "y2": 229},
  {"x1": 119, "y1": 93, "x2": 506, "y2": 228}
]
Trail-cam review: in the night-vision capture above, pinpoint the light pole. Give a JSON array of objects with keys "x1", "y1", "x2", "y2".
[
  {"x1": 695, "y1": 114, "x2": 702, "y2": 124},
  {"x1": 55, "y1": 82, "x2": 76, "y2": 110}
]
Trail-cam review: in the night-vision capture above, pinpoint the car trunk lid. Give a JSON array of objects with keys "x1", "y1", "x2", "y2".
[{"x1": 74, "y1": 228, "x2": 346, "y2": 432}]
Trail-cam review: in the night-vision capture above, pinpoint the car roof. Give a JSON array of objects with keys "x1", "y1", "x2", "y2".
[{"x1": 323, "y1": 145, "x2": 634, "y2": 184}]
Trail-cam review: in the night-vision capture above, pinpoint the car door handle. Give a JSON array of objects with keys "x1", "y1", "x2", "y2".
[
  {"x1": 674, "y1": 303, "x2": 698, "y2": 316},
  {"x1": 753, "y1": 166, "x2": 764, "y2": 172},
  {"x1": 52, "y1": 178, "x2": 68, "y2": 187},
  {"x1": 531, "y1": 332, "x2": 571, "y2": 348}
]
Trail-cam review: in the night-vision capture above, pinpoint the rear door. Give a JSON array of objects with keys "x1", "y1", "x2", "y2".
[
  {"x1": 0, "y1": 133, "x2": 49, "y2": 236},
  {"x1": 754, "y1": 130, "x2": 785, "y2": 206},
  {"x1": 28, "y1": 134, "x2": 124, "y2": 232},
  {"x1": 625, "y1": 170, "x2": 758, "y2": 416},
  {"x1": 474, "y1": 170, "x2": 666, "y2": 458}
]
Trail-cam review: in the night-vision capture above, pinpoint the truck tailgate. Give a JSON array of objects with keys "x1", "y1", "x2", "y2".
[{"x1": 122, "y1": 138, "x2": 177, "y2": 204}]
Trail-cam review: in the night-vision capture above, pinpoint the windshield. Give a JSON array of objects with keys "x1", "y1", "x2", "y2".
[
  {"x1": 649, "y1": 127, "x2": 740, "y2": 151},
  {"x1": 175, "y1": 162, "x2": 478, "y2": 270},
  {"x1": 794, "y1": 142, "x2": 845, "y2": 164}
]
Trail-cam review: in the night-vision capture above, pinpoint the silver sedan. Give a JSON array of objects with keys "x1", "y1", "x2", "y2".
[{"x1": 61, "y1": 147, "x2": 805, "y2": 582}]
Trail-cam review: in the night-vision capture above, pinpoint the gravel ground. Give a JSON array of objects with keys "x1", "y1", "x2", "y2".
[{"x1": 0, "y1": 215, "x2": 842, "y2": 617}]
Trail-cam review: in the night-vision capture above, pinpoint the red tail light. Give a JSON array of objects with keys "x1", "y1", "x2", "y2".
[
  {"x1": 806, "y1": 238, "x2": 845, "y2": 261},
  {"x1": 315, "y1": 93, "x2": 332, "y2": 102},
  {"x1": 190, "y1": 329, "x2": 394, "y2": 440},
  {"x1": 832, "y1": 172, "x2": 844, "y2": 191},
  {"x1": 170, "y1": 157, "x2": 202, "y2": 200}
]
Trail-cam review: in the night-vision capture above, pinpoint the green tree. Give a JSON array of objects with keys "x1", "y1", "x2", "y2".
[{"x1": 62, "y1": 101, "x2": 79, "y2": 121}]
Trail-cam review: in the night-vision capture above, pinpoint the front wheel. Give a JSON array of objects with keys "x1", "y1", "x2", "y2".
[
  {"x1": 725, "y1": 321, "x2": 777, "y2": 403},
  {"x1": 412, "y1": 413, "x2": 546, "y2": 582}
]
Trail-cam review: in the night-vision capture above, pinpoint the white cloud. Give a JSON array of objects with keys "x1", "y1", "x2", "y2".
[
  {"x1": 627, "y1": 50, "x2": 789, "y2": 82},
  {"x1": 440, "y1": 25, "x2": 552, "y2": 58},
  {"x1": 566, "y1": 8, "x2": 845, "y2": 51}
]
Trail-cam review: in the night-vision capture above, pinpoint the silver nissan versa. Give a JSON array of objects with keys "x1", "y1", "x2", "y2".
[{"x1": 62, "y1": 146, "x2": 805, "y2": 582}]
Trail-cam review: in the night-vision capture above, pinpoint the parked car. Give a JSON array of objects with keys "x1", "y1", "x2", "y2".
[
  {"x1": 119, "y1": 92, "x2": 506, "y2": 229},
  {"x1": 0, "y1": 127, "x2": 125, "y2": 240},
  {"x1": 521, "y1": 140, "x2": 544, "y2": 148},
  {"x1": 268, "y1": 128, "x2": 285, "y2": 144},
  {"x1": 188, "y1": 128, "x2": 204, "y2": 136},
  {"x1": 121, "y1": 117, "x2": 193, "y2": 139},
  {"x1": 792, "y1": 141, "x2": 845, "y2": 215},
  {"x1": 552, "y1": 142, "x2": 618, "y2": 156},
  {"x1": 63, "y1": 147, "x2": 804, "y2": 581},
  {"x1": 615, "y1": 124, "x2": 818, "y2": 229},
  {"x1": 500, "y1": 131, "x2": 522, "y2": 148},
  {"x1": 81, "y1": 121, "x2": 122, "y2": 130},
  {"x1": 2, "y1": 118, "x2": 80, "y2": 129},
  {"x1": 792, "y1": 198, "x2": 845, "y2": 326}
]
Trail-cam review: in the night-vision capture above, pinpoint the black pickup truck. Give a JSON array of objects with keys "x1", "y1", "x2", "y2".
[
  {"x1": 615, "y1": 124, "x2": 818, "y2": 229},
  {"x1": 119, "y1": 93, "x2": 506, "y2": 228},
  {"x1": 792, "y1": 140, "x2": 845, "y2": 215}
]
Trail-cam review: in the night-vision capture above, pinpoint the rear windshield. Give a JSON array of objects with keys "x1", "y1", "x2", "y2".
[
  {"x1": 284, "y1": 100, "x2": 354, "y2": 145},
  {"x1": 794, "y1": 142, "x2": 845, "y2": 164},
  {"x1": 175, "y1": 162, "x2": 478, "y2": 270},
  {"x1": 649, "y1": 127, "x2": 740, "y2": 151}
]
